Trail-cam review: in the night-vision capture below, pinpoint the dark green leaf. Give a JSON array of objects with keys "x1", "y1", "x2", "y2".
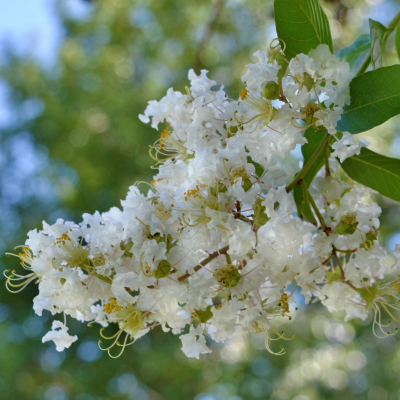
[
  {"x1": 395, "y1": 23, "x2": 400, "y2": 60},
  {"x1": 301, "y1": 127, "x2": 329, "y2": 186},
  {"x1": 293, "y1": 184, "x2": 317, "y2": 224},
  {"x1": 293, "y1": 128, "x2": 336, "y2": 222},
  {"x1": 337, "y1": 65, "x2": 400, "y2": 134},
  {"x1": 341, "y1": 147, "x2": 400, "y2": 202},
  {"x1": 274, "y1": 0, "x2": 333, "y2": 60},
  {"x1": 369, "y1": 19, "x2": 387, "y2": 69},
  {"x1": 336, "y1": 34, "x2": 371, "y2": 69}
]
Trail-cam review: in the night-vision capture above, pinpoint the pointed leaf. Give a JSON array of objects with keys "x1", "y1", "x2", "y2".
[
  {"x1": 369, "y1": 19, "x2": 387, "y2": 70},
  {"x1": 336, "y1": 34, "x2": 371, "y2": 69},
  {"x1": 337, "y1": 65, "x2": 400, "y2": 134},
  {"x1": 301, "y1": 127, "x2": 329, "y2": 186},
  {"x1": 246, "y1": 156, "x2": 265, "y2": 177},
  {"x1": 341, "y1": 147, "x2": 400, "y2": 202},
  {"x1": 274, "y1": 0, "x2": 333, "y2": 60},
  {"x1": 395, "y1": 23, "x2": 400, "y2": 60},
  {"x1": 294, "y1": 184, "x2": 317, "y2": 224}
]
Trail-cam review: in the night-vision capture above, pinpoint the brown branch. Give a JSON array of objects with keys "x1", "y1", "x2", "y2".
[
  {"x1": 332, "y1": 249, "x2": 357, "y2": 290},
  {"x1": 178, "y1": 245, "x2": 229, "y2": 282}
]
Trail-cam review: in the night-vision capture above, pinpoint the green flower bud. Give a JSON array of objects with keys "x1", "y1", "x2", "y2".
[{"x1": 262, "y1": 81, "x2": 280, "y2": 100}]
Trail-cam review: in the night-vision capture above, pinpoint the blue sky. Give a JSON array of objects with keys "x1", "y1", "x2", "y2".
[{"x1": 0, "y1": 0, "x2": 91, "y2": 66}]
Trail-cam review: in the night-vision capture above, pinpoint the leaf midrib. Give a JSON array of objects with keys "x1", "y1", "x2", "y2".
[
  {"x1": 347, "y1": 156, "x2": 400, "y2": 180},
  {"x1": 342, "y1": 93, "x2": 400, "y2": 114},
  {"x1": 293, "y1": 0, "x2": 323, "y2": 45}
]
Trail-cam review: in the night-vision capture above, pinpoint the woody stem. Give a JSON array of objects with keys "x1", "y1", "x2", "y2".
[{"x1": 178, "y1": 245, "x2": 230, "y2": 282}]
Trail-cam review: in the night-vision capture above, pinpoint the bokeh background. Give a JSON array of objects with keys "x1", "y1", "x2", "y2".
[{"x1": 1, "y1": 0, "x2": 400, "y2": 399}]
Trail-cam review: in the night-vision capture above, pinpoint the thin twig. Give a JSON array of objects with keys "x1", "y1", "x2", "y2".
[{"x1": 178, "y1": 245, "x2": 229, "y2": 282}]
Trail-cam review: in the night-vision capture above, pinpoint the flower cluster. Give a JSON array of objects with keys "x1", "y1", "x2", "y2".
[{"x1": 6, "y1": 42, "x2": 400, "y2": 358}]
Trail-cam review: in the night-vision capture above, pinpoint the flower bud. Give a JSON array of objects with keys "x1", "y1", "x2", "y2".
[{"x1": 262, "y1": 81, "x2": 280, "y2": 100}]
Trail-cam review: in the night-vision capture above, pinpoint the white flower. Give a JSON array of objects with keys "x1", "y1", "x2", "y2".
[
  {"x1": 331, "y1": 131, "x2": 362, "y2": 162},
  {"x1": 314, "y1": 107, "x2": 342, "y2": 135},
  {"x1": 242, "y1": 51, "x2": 281, "y2": 91},
  {"x1": 180, "y1": 325, "x2": 212, "y2": 359},
  {"x1": 42, "y1": 321, "x2": 78, "y2": 352}
]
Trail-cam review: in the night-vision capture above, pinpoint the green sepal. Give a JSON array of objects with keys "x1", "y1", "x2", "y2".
[
  {"x1": 334, "y1": 223, "x2": 357, "y2": 235},
  {"x1": 120, "y1": 240, "x2": 133, "y2": 258},
  {"x1": 165, "y1": 234, "x2": 174, "y2": 253},
  {"x1": 246, "y1": 156, "x2": 265, "y2": 178},
  {"x1": 210, "y1": 183, "x2": 227, "y2": 197},
  {"x1": 229, "y1": 125, "x2": 238, "y2": 134},
  {"x1": 153, "y1": 259, "x2": 172, "y2": 279},
  {"x1": 360, "y1": 230, "x2": 378, "y2": 250},
  {"x1": 194, "y1": 215, "x2": 212, "y2": 225},
  {"x1": 191, "y1": 305, "x2": 214, "y2": 323},
  {"x1": 252, "y1": 198, "x2": 269, "y2": 228},
  {"x1": 184, "y1": 153, "x2": 195, "y2": 161},
  {"x1": 334, "y1": 213, "x2": 358, "y2": 235},
  {"x1": 356, "y1": 285, "x2": 381, "y2": 309},
  {"x1": 325, "y1": 269, "x2": 342, "y2": 284},
  {"x1": 302, "y1": 73, "x2": 314, "y2": 91},
  {"x1": 221, "y1": 269, "x2": 241, "y2": 288},
  {"x1": 274, "y1": 53, "x2": 288, "y2": 81},
  {"x1": 94, "y1": 273, "x2": 113, "y2": 284},
  {"x1": 60, "y1": 278, "x2": 66, "y2": 286},
  {"x1": 242, "y1": 178, "x2": 253, "y2": 192}
]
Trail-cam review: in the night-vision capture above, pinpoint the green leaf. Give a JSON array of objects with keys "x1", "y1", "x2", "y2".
[
  {"x1": 301, "y1": 127, "x2": 329, "y2": 186},
  {"x1": 274, "y1": 0, "x2": 333, "y2": 60},
  {"x1": 341, "y1": 147, "x2": 400, "y2": 202},
  {"x1": 369, "y1": 19, "x2": 387, "y2": 70},
  {"x1": 337, "y1": 65, "x2": 400, "y2": 134},
  {"x1": 293, "y1": 128, "x2": 336, "y2": 222},
  {"x1": 294, "y1": 184, "x2": 317, "y2": 224},
  {"x1": 395, "y1": 23, "x2": 400, "y2": 60},
  {"x1": 336, "y1": 34, "x2": 371, "y2": 69},
  {"x1": 246, "y1": 156, "x2": 265, "y2": 177}
]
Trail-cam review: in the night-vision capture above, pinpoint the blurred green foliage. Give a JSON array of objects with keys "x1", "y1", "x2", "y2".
[{"x1": 1, "y1": 0, "x2": 400, "y2": 399}]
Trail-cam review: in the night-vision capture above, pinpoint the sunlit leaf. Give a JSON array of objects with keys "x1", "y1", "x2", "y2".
[
  {"x1": 369, "y1": 19, "x2": 387, "y2": 69},
  {"x1": 341, "y1": 147, "x2": 400, "y2": 201},
  {"x1": 336, "y1": 34, "x2": 371, "y2": 69},
  {"x1": 337, "y1": 65, "x2": 400, "y2": 134},
  {"x1": 274, "y1": 0, "x2": 333, "y2": 60}
]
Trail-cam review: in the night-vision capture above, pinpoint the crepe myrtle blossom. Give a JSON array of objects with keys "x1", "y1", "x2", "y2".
[{"x1": 6, "y1": 41, "x2": 400, "y2": 360}]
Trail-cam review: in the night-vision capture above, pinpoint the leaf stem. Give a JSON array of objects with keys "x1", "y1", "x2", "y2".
[
  {"x1": 332, "y1": 249, "x2": 357, "y2": 290},
  {"x1": 356, "y1": 10, "x2": 400, "y2": 76},
  {"x1": 286, "y1": 131, "x2": 329, "y2": 193},
  {"x1": 324, "y1": 146, "x2": 331, "y2": 177},
  {"x1": 303, "y1": 182, "x2": 329, "y2": 233}
]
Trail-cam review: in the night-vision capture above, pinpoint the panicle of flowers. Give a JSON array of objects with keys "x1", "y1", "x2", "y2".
[{"x1": 6, "y1": 39, "x2": 400, "y2": 360}]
